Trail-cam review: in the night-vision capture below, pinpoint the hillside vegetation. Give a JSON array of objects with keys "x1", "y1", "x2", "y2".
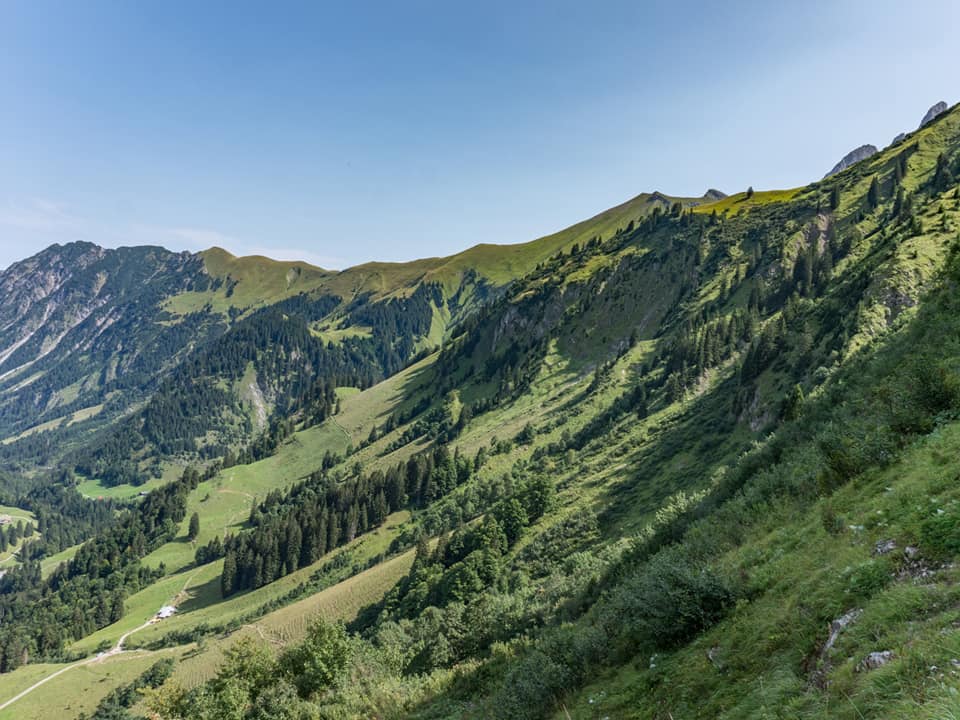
[{"x1": 0, "y1": 104, "x2": 958, "y2": 720}]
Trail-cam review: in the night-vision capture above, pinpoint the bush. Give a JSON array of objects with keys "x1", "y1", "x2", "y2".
[
  {"x1": 920, "y1": 506, "x2": 960, "y2": 559},
  {"x1": 843, "y1": 559, "x2": 892, "y2": 600},
  {"x1": 277, "y1": 618, "x2": 350, "y2": 698},
  {"x1": 610, "y1": 546, "x2": 738, "y2": 650}
]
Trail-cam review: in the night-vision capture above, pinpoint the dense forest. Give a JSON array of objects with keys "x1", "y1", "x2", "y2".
[
  {"x1": 72, "y1": 284, "x2": 445, "y2": 486},
  {"x1": 215, "y1": 443, "x2": 482, "y2": 595},
  {"x1": 0, "y1": 469, "x2": 197, "y2": 671}
]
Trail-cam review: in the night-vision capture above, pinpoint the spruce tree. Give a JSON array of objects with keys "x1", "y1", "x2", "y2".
[
  {"x1": 221, "y1": 549, "x2": 236, "y2": 596},
  {"x1": 867, "y1": 176, "x2": 880, "y2": 209}
]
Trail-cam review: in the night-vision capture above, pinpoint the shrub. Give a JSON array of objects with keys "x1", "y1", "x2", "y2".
[
  {"x1": 920, "y1": 506, "x2": 960, "y2": 559},
  {"x1": 843, "y1": 559, "x2": 892, "y2": 600},
  {"x1": 610, "y1": 546, "x2": 738, "y2": 650}
]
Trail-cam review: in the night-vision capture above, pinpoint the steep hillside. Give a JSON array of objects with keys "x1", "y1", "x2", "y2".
[
  {"x1": 134, "y1": 102, "x2": 959, "y2": 719},
  {"x1": 0, "y1": 243, "x2": 219, "y2": 441},
  {"x1": 0, "y1": 104, "x2": 957, "y2": 720},
  {"x1": 0, "y1": 190, "x2": 711, "y2": 487}
]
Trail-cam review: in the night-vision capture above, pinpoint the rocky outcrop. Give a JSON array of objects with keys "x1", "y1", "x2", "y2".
[
  {"x1": 0, "y1": 242, "x2": 216, "y2": 436},
  {"x1": 920, "y1": 101, "x2": 948, "y2": 127},
  {"x1": 703, "y1": 188, "x2": 727, "y2": 201},
  {"x1": 824, "y1": 144, "x2": 878, "y2": 178},
  {"x1": 857, "y1": 651, "x2": 894, "y2": 672}
]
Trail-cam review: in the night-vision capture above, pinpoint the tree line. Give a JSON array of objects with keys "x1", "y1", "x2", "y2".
[{"x1": 210, "y1": 443, "x2": 483, "y2": 596}]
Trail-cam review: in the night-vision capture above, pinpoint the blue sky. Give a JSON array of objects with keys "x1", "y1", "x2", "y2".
[{"x1": 0, "y1": 1, "x2": 956, "y2": 270}]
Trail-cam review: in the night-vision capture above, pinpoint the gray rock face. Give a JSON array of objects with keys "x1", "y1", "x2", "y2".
[
  {"x1": 0, "y1": 242, "x2": 214, "y2": 438},
  {"x1": 891, "y1": 132, "x2": 907, "y2": 146},
  {"x1": 824, "y1": 144, "x2": 878, "y2": 178},
  {"x1": 920, "y1": 101, "x2": 948, "y2": 127},
  {"x1": 857, "y1": 650, "x2": 895, "y2": 672},
  {"x1": 703, "y1": 188, "x2": 727, "y2": 201},
  {"x1": 873, "y1": 539, "x2": 896, "y2": 555}
]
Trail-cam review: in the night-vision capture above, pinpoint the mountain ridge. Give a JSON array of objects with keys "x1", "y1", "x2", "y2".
[{"x1": 0, "y1": 102, "x2": 958, "y2": 720}]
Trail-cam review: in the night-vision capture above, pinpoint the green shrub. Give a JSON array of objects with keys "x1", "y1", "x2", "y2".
[
  {"x1": 843, "y1": 559, "x2": 892, "y2": 600},
  {"x1": 920, "y1": 506, "x2": 960, "y2": 559},
  {"x1": 611, "y1": 546, "x2": 739, "y2": 650}
]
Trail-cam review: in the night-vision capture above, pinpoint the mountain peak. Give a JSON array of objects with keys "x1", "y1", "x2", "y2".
[
  {"x1": 824, "y1": 144, "x2": 878, "y2": 178},
  {"x1": 921, "y1": 100, "x2": 949, "y2": 127}
]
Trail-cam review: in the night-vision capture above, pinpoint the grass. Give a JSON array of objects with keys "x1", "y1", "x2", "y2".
[
  {"x1": 0, "y1": 505, "x2": 38, "y2": 569},
  {"x1": 553, "y1": 420, "x2": 960, "y2": 720},
  {"x1": 127, "y1": 511, "x2": 410, "y2": 650},
  {"x1": 0, "y1": 404, "x2": 103, "y2": 446},
  {"x1": 0, "y1": 649, "x2": 182, "y2": 720},
  {"x1": 166, "y1": 544, "x2": 417, "y2": 690},
  {"x1": 77, "y1": 474, "x2": 168, "y2": 501},
  {"x1": 164, "y1": 247, "x2": 336, "y2": 316},
  {"x1": 693, "y1": 187, "x2": 802, "y2": 215},
  {"x1": 41, "y1": 513, "x2": 415, "y2": 711},
  {"x1": 40, "y1": 542, "x2": 83, "y2": 578},
  {"x1": 261, "y1": 546, "x2": 415, "y2": 641},
  {"x1": 77, "y1": 460, "x2": 185, "y2": 501}
]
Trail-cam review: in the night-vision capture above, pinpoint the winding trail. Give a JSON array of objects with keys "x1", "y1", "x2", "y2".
[
  {"x1": 0, "y1": 619, "x2": 153, "y2": 713},
  {"x1": 218, "y1": 486, "x2": 256, "y2": 533},
  {"x1": 0, "y1": 569, "x2": 200, "y2": 713}
]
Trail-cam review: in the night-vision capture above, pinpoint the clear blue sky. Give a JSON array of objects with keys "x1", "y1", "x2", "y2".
[{"x1": 0, "y1": 1, "x2": 956, "y2": 270}]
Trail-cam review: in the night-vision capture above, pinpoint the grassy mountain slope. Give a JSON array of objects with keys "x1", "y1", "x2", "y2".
[
  {"x1": 0, "y1": 190, "x2": 712, "y2": 492},
  {"x1": 0, "y1": 104, "x2": 958, "y2": 719}
]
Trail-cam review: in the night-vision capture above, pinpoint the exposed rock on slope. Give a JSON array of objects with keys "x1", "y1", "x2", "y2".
[
  {"x1": 825, "y1": 144, "x2": 878, "y2": 177},
  {"x1": 921, "y1": 100, "x2": 948, "y2": 127}
]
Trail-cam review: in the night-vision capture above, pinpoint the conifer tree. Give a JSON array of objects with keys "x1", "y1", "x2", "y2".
[{"x1": 868, "y1": 176, "x2": 880, "y2": 208}]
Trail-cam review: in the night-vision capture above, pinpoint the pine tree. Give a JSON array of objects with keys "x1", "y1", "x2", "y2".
[
  {"x1": 497, "y1": 498, "x2": 528, "y2": 546},
  {"x1": 221, "y1": 549, "x2": 236, "y2": 596},
  {"x1": 372, "y1": 490, "x2": 389, "y2": 526},
  {"x1": 188, "y1": 512, "x2": 200, "y2": 541},
  {"x1": 346, "y1": 503, "x2": 359, "y2": 543},
  {"x1": 410, "y1": 534, "x2": 433, "y2": 576},
  {"x1": 285, "y1": 522, "x2": 301, "y2": 575},
  {"x1": 894, "y1": 187, "x2": 906, "y2": 219},
  {"x1": 327, "y1": 512, "x2": 340, "y2": 550},
  {"x1": 867, "y1": 176, "x2": 880, "y2": 209},
  {"x1": 934, "y1": 153, "x2": 955, "y2": 191},
  {"x1": 783, "y1": 384, "x2": 805, "y2": 420}
]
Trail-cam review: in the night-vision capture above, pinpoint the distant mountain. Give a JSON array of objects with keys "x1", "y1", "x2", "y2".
[
  {"x1": 830, "y1": 100, "x2": 953, "y2": 174},
  {"x1": 824, "y1": 143, "x2": 878, "y2": 177},
  {"x1": 920, "y1": 100, "x2": 948, "y2": 126},
  {"x1": 0, "y1": 243, "x2": 220, "y2": 448},
  {"x1": 0, "y1": 189, "x2": 714, "y2": 480}
]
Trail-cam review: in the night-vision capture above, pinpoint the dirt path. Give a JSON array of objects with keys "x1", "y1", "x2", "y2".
[
  {"x1": 218, "y1": 487, "x2": 256, "y2": 533},
  {"x1": 217, "y1": 488, "x2": 254, "y2": 499},
  {"x1": 0, "y1": 571, "x2": 198, "y2": 714},
  {"x1": 0, "y1": 619, "x2": 154, "y2": 713}
]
